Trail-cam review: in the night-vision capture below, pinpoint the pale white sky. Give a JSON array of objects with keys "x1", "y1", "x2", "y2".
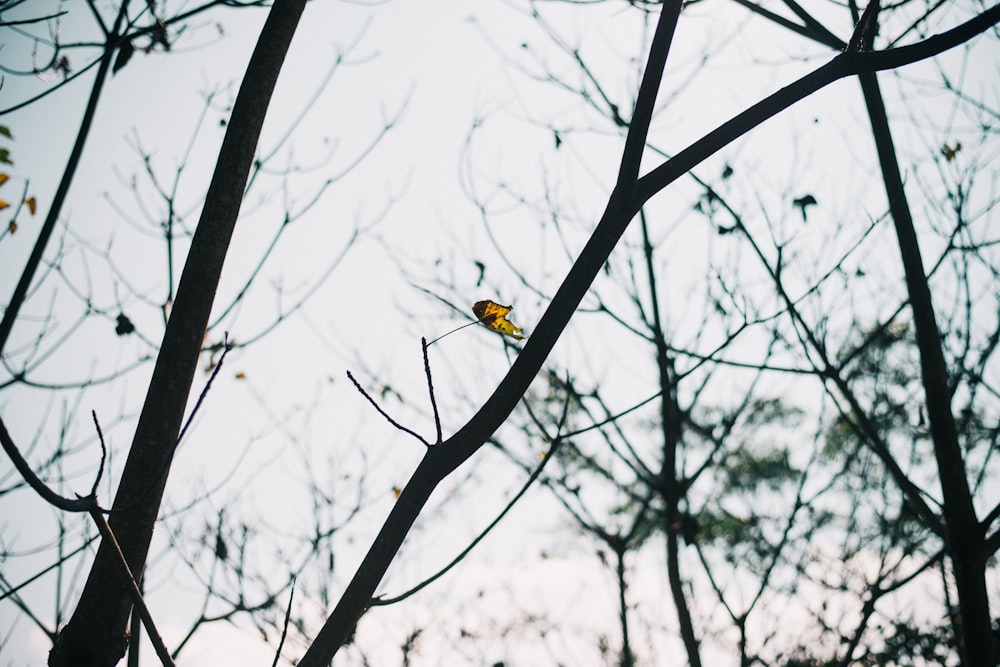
[{"x1": 1, "y1": 1, "x2": 998, "y2": 665}]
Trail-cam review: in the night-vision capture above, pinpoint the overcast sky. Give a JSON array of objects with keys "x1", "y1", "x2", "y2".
[{"x1": 2, "y1": 1, "x2": 998, "y2": 664}]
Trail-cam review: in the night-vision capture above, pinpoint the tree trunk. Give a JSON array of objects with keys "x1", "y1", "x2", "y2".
[
  {"x1": 47, "y1": 2, "x2": 307, "y2": 665},
  {"x1": 858, "y1": 69, "x2": 994, "y2": 667}
]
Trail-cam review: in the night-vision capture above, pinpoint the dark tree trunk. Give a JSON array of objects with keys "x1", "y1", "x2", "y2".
[
  {"x1": 858, "y1": 68, "x2": 994, "y2": 667},
  {"x1": 47, "y1": 2, "x2": 307, "y2": 665}
]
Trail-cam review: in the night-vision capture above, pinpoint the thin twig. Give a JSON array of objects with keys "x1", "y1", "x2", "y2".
[
  {"x1": 88, "y1": 509, "x2": 175, "y2": 667},
  {"x1": 272, "y1": 578, "x2": 296, "y2": 667},
  {"x1": 373, "y1": 434, "x2": 568, "y2": 607},
  {"x1": 0, "y1": 415, "x2": 96, "y2": 512},
  {"x1": 107, "y1": 333, "x2": 234, "y2": 517},
  {"x1": 421, "y1": 338, "x2": 443, "y2": 444},
  {"x1": 373, "y1": 380, "x2": 574, "y2": 607},
  {"x1": 425, "y1": 320, "x2": 477, "y2": 347},
  {"x1": 90, "y1": 410, "x2": 108, "y2": 497},
  {"x1": 176, "y1": 333, "x2": 231, "y2": 447},
  {"x1": 0, "y1": 535, "x2": 99, "y2": 603},
  {"x1": 346, "y1": 371, "x2": 430, "y2": 446}
]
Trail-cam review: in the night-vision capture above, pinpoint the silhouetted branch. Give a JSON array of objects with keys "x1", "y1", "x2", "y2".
[
  {"x1": 88, "y1": 508, "x2": 175, "y2": 667},
  {"x1": 373, "y1": 384, "x2": 574, "y2": 608},
  {"x1": 421, "y1": 338, "x2": 444, "y2": 445},
  {"x1": 346, "y1": 370, "x2": 431, "y2": 447},
  {"x1": 0, "y1": 415, "x2": 99, "y2": 512},
  {"x1": 271, "y1": 579, "x2": 295, "y2": 667}
]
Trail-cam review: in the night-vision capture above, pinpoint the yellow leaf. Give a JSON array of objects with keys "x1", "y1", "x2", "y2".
[
  {"x1": 0, "y1": 174, "x2": 8, "y2": 186},
  {"x1": 0, "y1": 199, "x2": 8, "y2": 210},
  {"x1": 23, "y1": 196, "x2": 36, "y2": 215},
  {"x1": 235, "y1": 371, "x2": 246, "y2": 380},
  {"x1": 472, "y1": 299, "x2": 526, "y2": 340},
  {"x1": 392, "y1": 486, "x2": 402, "y2": 499}
]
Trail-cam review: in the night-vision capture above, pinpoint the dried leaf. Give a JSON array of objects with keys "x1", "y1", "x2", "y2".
[
  {"x1": 115, "y1": 312, "x2": 135, "y2": 336},
  {"x1": 472, "y1": 299, "x2": 526, "y2": 340},
  {"x1": 941, "y1": 143, "x2": 962, "y2": 162},
  {"x1": 214, "y1": 533, "x2": 228, "y2": 561},
  {"x1": 23, "y1": 196, "x2": 36, "y2": 215},
  {"x1": 792, "y1": 194, "x2": 818, "y2": 221}
]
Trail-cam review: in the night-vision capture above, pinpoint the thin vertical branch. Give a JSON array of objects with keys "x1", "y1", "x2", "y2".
[
  {"x1": 615, "y1": 0, "x2": 683, "y2": 191},
  {"x1": 421, "y1": 338, "x2": 444, "y2": 445},
  {"x1": 857, "y1": 63, "x2": 992, "y2": 667},
  {"x1": 615, "y1": 544, "x2": 634, "y2": 667},
  {"x1": 640, "y1": 207, "x2": 702, "y2": 667},
  {"x1": 271, "y1": 579, "x2": 295, "y2": 667},
  {"x1": 87, "y1": 509, "x2": 175, "y2": 667}
]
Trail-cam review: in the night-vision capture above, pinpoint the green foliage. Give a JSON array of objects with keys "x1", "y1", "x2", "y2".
[
  {"x1": 723, "y1": 443, "x2": 798, "y2": 492},
  {"x1": 693, "y1": 508, "x2": 759, "y2": 548},
  {"x1": 860, "y1": 620, "x2": 957, "y2": 667},
  {"x1": 779, "y1": 619, "x2": 959, "y2": 667},
  {"x1": 742, "y1": 397, "x2": 805, "y2": 429}
]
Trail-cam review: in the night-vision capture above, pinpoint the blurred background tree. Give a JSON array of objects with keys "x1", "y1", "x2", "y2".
[{"x1": 1, "y1": 0, "x2": 997, "y2": 665}]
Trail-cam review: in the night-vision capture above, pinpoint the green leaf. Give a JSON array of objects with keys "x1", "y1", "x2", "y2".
[{"x1": 0, "y1": 126, "x2": 11, "y2": 139}]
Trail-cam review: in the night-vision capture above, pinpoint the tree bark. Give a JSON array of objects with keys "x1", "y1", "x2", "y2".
[{"x1": 47, "y1": 2, "x2": 307, "y2": 665}]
